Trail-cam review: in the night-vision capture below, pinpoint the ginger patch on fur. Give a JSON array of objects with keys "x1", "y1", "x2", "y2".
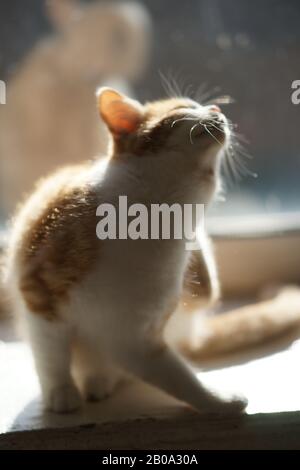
[{"x1": 17, "y1": 166, "x2": 99, "y2": 320}]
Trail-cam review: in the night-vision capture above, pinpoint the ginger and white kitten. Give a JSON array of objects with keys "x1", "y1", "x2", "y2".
[{"x1": 5, "y1": 88, "x2": 247, "y2": 414}]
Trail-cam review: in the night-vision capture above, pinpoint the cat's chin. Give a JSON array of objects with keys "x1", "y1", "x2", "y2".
[{"x1": 201, "y1": 115, "x2": 229, "y2": 147}]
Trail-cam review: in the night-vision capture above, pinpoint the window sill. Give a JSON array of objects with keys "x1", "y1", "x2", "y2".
[
  {"x1": 2, "y1": 408, "x2": 300, "y2": 450},
  {"x1": 1, "y1": 330, "x2": 300, "y2": 449}
]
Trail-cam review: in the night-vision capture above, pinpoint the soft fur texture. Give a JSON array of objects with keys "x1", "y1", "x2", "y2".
[{"x1": 5, "y1": 88, "x2": 248, "y2": 414}]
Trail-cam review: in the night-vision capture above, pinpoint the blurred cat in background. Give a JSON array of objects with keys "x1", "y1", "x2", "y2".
[{"x1": 0, "y1": 0, "x2": 151, "y2": 216}]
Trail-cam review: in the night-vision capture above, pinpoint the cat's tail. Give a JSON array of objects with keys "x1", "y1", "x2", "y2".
[{"x1": 182, "y1": 286, "x2": 300, "y2": 360}]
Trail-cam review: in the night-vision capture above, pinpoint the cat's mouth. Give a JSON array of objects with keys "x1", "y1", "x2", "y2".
[{"x1": 195, "y1": 112, "x2": 229, "y2": 146}]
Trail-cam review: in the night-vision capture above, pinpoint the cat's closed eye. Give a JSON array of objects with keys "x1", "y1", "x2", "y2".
[{"x1": 172, "y1": 104, "x2": 199, "y2": 112}]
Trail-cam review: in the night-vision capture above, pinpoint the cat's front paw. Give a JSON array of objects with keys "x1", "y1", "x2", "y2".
[
  {"x1": 44, "y1": 383, "x2": 82, "y2": 413},
  {"x1": 204, "y1": 393, "x2": 248, "y2": 415}
]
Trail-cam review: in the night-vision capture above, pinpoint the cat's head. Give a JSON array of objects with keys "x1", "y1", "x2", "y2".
[
  {"x1": 97, "y1": 87, "x2": 230, "y2": 202},
  {"x1": 47, "y1": 0, "x2": 151, "y2": 81}
]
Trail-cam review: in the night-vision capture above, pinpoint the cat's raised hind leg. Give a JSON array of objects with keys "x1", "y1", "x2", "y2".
[{"x1": 113, "y1": 335, "x2": 247, "y2": 415}]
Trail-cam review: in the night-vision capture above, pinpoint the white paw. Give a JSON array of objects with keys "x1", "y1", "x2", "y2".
[
  {"x1": 83, "y1": 372, "x2": 122, "y2": 402},
  {"x1": 204, "y1": 393, "x2": 248, "y2": 415},
  {"x1": 44, "y1": 383, "x2": 82, "y2": 414}
]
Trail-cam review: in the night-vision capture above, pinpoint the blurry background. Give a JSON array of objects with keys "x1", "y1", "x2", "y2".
[{"x1": 0, "y1": 0, "x2": 299, "y2": 223}]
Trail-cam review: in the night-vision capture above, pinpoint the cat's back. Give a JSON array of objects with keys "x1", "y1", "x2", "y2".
[{"x1": 6, "y1": 163, "x2": 100, "y2": 320}]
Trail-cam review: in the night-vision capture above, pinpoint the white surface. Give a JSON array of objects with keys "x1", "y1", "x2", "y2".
[{"x1": 1, "y1": 339, "x2": 300, "y2": 434}]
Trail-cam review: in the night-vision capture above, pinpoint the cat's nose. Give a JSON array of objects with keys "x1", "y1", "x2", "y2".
[{"x1": 209, "y1": 105, "x2": 221, "y2": 113}]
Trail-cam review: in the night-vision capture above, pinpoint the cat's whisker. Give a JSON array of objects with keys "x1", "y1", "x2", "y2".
[
  {"x1": 235, "y1": 144, "x2": 253, "y2": 160},
  {"x1": 227, "y1": 150, "x2": 242, "y2": 182},
  {"x1": 204, "y1": 95, "x2": 235, "y2": 106},
  {"x1": 231, "y1": 151, "x2": 258, "y2": 178},
  {"x1": 159, "y1": 71, "x2": 181, "y2": 98},
  {"x1": 196, "y1": 86, "x2": 221, "y2": 103},
  {"x1": 233, "y1": 132, "x2": 249, "y2": 145},
  {"x1": 207, "y1": 121, "x2": 226, "y2": 134},
  {"x1": 222, "y1": 152, "x2": 235, "y2": 188},
  {"x1": 222, "y1": 143, "x2": 245, "y2": 186},
  {"x1": 202, "y1": 124, "x2": 223, "y2": 146},
  {"x1": 209, "y1": 118, "x2": 235, "y2": 131},
  {"x1": 226, "y1": 119, "x2": 238, "y2": 130},
  {"x1": 170, "y1": 75, "x2": 183, "y2": 97},
  {"x1": 194, "y1": 83, "x2": 208, "y2": 102},
  {"x1": 224, "y1": 137, "x2": 257, "y2": 183},
  {"x1": 189, "y1": 122, "x2": 200, "y2": 144},
  {"x1": 171, "y1": 117, "x2": 197, "y2": 128},
  {"x1": 159, "y1": 70, "x2": 191, "y2": 98},
  {"x1": 182, "y1": 83, "x2": 194, "y2": 98}
]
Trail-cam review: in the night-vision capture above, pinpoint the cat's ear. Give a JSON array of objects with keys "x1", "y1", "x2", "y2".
[
  {"x1": 46, "y1": 0, "x2": 82, "y2": 30},
  {"x1": 97, "y1": 87, "x2": 144, "y2": 136}
]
